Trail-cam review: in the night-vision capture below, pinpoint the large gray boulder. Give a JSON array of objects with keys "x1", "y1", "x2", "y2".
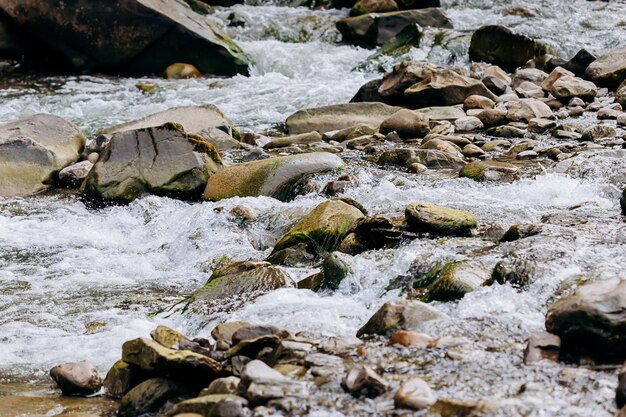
[
  {"x1": 81, "y1": 123, "x2": 222, "y2": 204},
  {"x1": 0, "y1": 0, "x2": 250, "y2": 76},
  {"x1": 545, "y1": 277, "x2": 626, "y2": 363},
  {"x1": 0, "y1": 114, "x2": 85, "y2": 196},
  {"x1": 286, "y1": 102, "x2": 401, "y2": 134},
  {"x1": 203, "y1": 152, "x2": 343, "y2": 201}
]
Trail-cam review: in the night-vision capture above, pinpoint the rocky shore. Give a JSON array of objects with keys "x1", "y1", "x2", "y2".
[{"x1": 0, "y1": 0, "x2": 625, "y2": 416}]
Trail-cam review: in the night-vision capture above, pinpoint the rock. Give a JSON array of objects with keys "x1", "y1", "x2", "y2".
[
  {"x1": 0, "y1": 114, "x2": 85, "y2": 196},
  {"x1": 356, "y1": 299, "x2": 448, "y2": 337},
  {"x1": 615, "y1": 80, "x2": 626, "y2": 108},
  {"x1": 366, "y1": 24, "x2": 423, "y2": 61},
  {"x1": 378, "y1": 148, "x2": 465, "y2": 170},
  {"x1": 389, "y1": 331, "x2": 432, "y2": 347},
  {"x1": 551, "y1": 76, "x2": 597, "y2": 100},
  {"x1": 477, "y1": 108, "x2": 508, "y2": 127},
  {"x1": 487, "y1": 257, "x2": 535, "y2": 288},
  {"x1": 378, "y1": 60, "x2": 439, "y2": 104},
  {"x1": 58, "y1": 160, "x2": 93, "y2": 188},
  {"x1": 511, "y1": 68, "x2": 548, "y2": 89},
  {"x1": 121, "y1": 338, "x2": 222, "y2": 386},
  {"x1": 350, "y1": 0, "x2": 398, "y2": 17},
  {"x1": 422, "y1": 261, "x2": 489, "y2": 302},
  {"x1": 118, "y1": 378, "x2": 189, "y2": 417},
  {"x1": 416, "y1": 106, "x2": 466, "y2": 121},
  {"x1": 379, "y1": 109, "x2": 430, "y2": 139},
  {"x1": 459, "y1": 161, "x2": 519, "y2": 182},
  {"x1": 336, "y1": 9, "x2": 452, "y2": 47},
  {"x1": 507, "y1": 99, "x2": 553, "y2": 122},
  {"x1": 469, "y1": 25, "x2": 546, "y2": 72},
  {"x1": 203, "y1": 153, "x2": 343, "y2": 202},
  {"x1": 238, "y1": 360, "x2": 308, "y2": 403},
  {"x1": 165, "y1": 394, "x2": 250, "y2": 417},
  {"x1": 212, "y1": 322, "x2": 252, "y2": 349},
  {"x1": 164, "y1": 63, "x2": 202, "y2": 79},
  {"x1": 342, "y1": 366, "x2": 387, "y2": 398},
  {"x1": 528, "y1": 118, "x2": 556, "y2": 132},
  {"x1": 462, "y1": 143, "x2": 484, "y2": 157},
  {"x1": 81, "y1": 123, "x2": 222, "y2": 204},
  {"x1": 541, "y1": 67, "x2": 575, "y2": 91},
  {"x1": 545, "y1": 277, "x2": 626, "y2": 363},
  {"x1": 300, "y1": 252, "x2": 351, "y2": 291},
  {"x1": 394, "y1": 377, "x2": 436, "y2": 410},
  {"x1": 581, "y1": 125, "x2": 616, "y2": 142},
  {"x1": 584, "y1": 46, "x2": 626, "y2": 89},
  {"x1": 0, "y1": 0, "x2": 250, "y2": 76},
  {"x1": 201, "y1": 377, "x2": 241, "y2": 396},
  {"x1": 404, "y1": 69, "x2": 496, "y2": 107},
  {"x1": 618, "y1": 365, "x2": 626, "y2": 409},
  {"x1": 455, "y1": 116, "x2": 483, "y2": 132},
  {"x1": 405, "y1": 203, "x2": 477, "y2": 236},
  {"x1": 232, "y1": 325, "x2": 289, "y2": 345},
  {"x1": 103, "y1": 360, "x2": 144, "y2": 399},
  {"x1": 463, "y1": 95, "x2": 495, "y2": 110},
  {"x1": 560, "y1": 49, "x2": 596, "y2": 78},
  {"x1": 486, "y1": 125, "x2": 526, "y2": 138},
  {"x1": 151, "y1": 326, "x2": 188, "y2": 349},
  {"x1": 49, "y1": 361, "x2": 102, "y2": 396},
  {"x1": 190, "y1": 261, "x2": 295, "y2": 306},
  {"x1": 350, "y1": 79, "x2": 384, "y2": 103},
  {"x1": 523, "y1": 331, "x2": 560, "y2": 364},
  {"x1": 263, "y1": 132, "x2": 323, "y2": 149},
  {"x1": 286, "y1": 102, "x2": 401, "y2": 134}
]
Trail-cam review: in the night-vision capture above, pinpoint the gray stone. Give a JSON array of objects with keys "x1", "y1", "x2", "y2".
[
  {"x1": 238, "y1": 360, "x2": 308, "y2": 403},
  {"x1": 58, "y1": 160, "x2": 93, "y2": 188}
]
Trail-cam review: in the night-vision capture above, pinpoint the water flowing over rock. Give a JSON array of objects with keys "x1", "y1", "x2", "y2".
[
  {"x1": 545, "y1": 277, "x2": 626, "y2": 364},
  {"x1": 81, "y1": 123, "x2": 222, "y2": 204},
  {"x1": 286, "y1": 103, "x2": 401, "y2": 134},
  {"x1": 0, "y1": 0, "x2": 251, "y2": 76},
  {"x1": 203, "y1": 152, "x2": 343, "y2": 201},
  {"x1": 469, "y1": 25, "x2": 547, "y2": 71},
  {"x1": 0, "y1": 114, "x2": 85, "y2": 196}
]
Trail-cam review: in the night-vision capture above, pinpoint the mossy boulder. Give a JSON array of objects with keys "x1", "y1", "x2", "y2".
[
  {"x1": 270, "y1": 200, "x2": 365, "y2": 261},
  {"x1": 405, "y1": 203, "x2": 477, "y2": 236},
  {"x1": 0, "y1": 114, "x2": 85, "y2": 196},
  {"x1": 459, "y1": 161, "x2": 519, "y2": 182},
  {"x1": 103, "y1": 360, "x2": 148, "y2": 399},
  {"x1": 545, "y1": 277, "x2": 626, "y2": 363},
  {"x1": 189, "y1": 261, "x2": 295, "y2": 306},
  {"x1": 420, "y1": 261, "x2": 489, "y2": 302},
  {"x1": 81, "y1": 123, "x2": 222, "y2": 204},
  {"x1": 357, "y1": 299, "x2": 448, "y2": 337},
  {"x1": 203, "y1": 152, "x2": 343, "y2": 202},
  {"x1": 469, "y1": 25, "x2": 547, "y2": 72}
]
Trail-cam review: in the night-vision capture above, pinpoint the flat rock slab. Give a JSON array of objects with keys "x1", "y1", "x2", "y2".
[{"x1": 286, "y1": 103, "x2": 401, "y2": 134}]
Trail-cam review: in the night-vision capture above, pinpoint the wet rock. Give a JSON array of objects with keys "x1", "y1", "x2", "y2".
[
  {"x1": 122, "y1": 338, "x2": 222, "y2": 386},
  {"x1": 455, "y1": 116, "x2": 484, "y2": 132},
  {"x1": 164, "y1": 63, "x2": 202, "y2": 79},
  {"x1": 545, "y1": 277, "x2": 626, "y2": 363},
  {"x1": 336, "y1": 9, "x2": 452, "y2": 47},
  {"x1": 580, "y1": 125, "x2": 616, "y2": 142},
  {"x1": 263, "y1": 132, "x2": 323, "y2": 149},
  {"x1": 366, "y1": 23, "x2": 423, "y2": 61},
  {"x1": 58, "y1": 160, "x2": 93, "y2": 188},
  {"x1": 500, "y1": 224, "x2": 542, "y2": 242},
  {"x1": 550, "y1": 76, "x2": 597, "y2": 100},
  {"x1": 486, "y1": 257, "x2": 535, "y2": 288},
  {"x1": 189, "y1": 261, "x2": 295, "y2": 306},
  {"x1": 299, "y1": 252, "x2": 351, "y2": 291},
  {"x1": 394, "y1": 377, "x2": 436, "y2": 410},
  {"x1": 584, "y1": 46, "x2": 626, "y2": 89},
  {"x1": 528, "y1": 118, "x2": 556, "y2": 132},
  {"x1": 389, "y1": 330, "x2": 432, "y2": 347},
  {"x1": 103, "y1": 360, "x2": 145, "y2": 399},
  {"x1": 423, "y1": 261, "x2": 489, "y2": 302},
  {"x1": 460, "y1": 161, "x2": 519, "y2": 182},
  {"x1": 477, "y1": 108, "x2": 508, "y2": 127},
  {"x1": 379, "y1": 109, "x2": 430, "y2": 139},
  {"x1": 523, "y1": 331, "x2": 560, "y2": 364},
  {"x1": 560, "y1": 49, "x2": 596, "y2": 78},
  {"x1": 350, "y1": 79, "x2": 384, "y2": 103},
  {"x1": 396, "y1": 0, "x2": 440, "y2": 9},
  {"x1": 378, "y1": 148, "x2": 465, "y2": 170},
  {"x1": 286, "y1": 102, "x2": 401, "y2": 134},
  {"x1": 469, "y1": 25, "x2": 546, "y2": 72},
  {"x1": 165, "y1": 394, "x2": 250, "y2": 417},
  {"x1": 50, "y1": 361, "x2": 102, "y2": 396},
  {"x1": 270, "y1": 200, "x2": 365, "y2": 262},
  {"x1": 0, "y1": 0, "x2": 250, "y2": 76},
  {"x1": 203, "y1": 153, "x2": 343, "y2": 202},
  {"x1": 378, "y1": 60, "x2": 439, "y2": 104},
  {"x1": 511, "y1": 68, "x2": 548, "y2": 89},
  {"x1": 541, "y1": 67, "x2": 575, "y2": 91},
  {"x1": 342, "y1": 365, "x2": 387, "y2": 398},
  {"x1": 356, "y1": 299, "x2": 448, "y2": 337},
  {"x1": 232, "y1": 326, "x2": 289, "y2": 345},
  {"x1": 212, "y1": 322, "x2": 252, "y2": 349},
  {"x1": 118, "y1": 378, "x2": 189, "y2": 417},
  {"x1": 0, "y1": 114, "x2": 85, "y2": 196},
  {"x1": 350, "y1": 0, "x2": 398, "y2": 17},
  {"x1": 151, "y1": 326, "x2": 188, "y2": 349},
  {"x1": 462, "y1": 143, "x2": 484, "y2": 157},
  {"x1": 81, "y1": 123, "x2": 221, "y2": 204},
  {"x1": 463, "y1": 94, "x2": 495, "y2": 110},
  {"x1": 201, "y1": 377, "x2": 241, "y2": 396},
  {"x1": 486, "y1": 125, "x2": 526, "y2": 138},
  {"x1": 238, "y1": 360, "x2": 308, "y2": 403},
  {"x1": 405, "y1": 202, "x2": 477, "y2": 236},
  {"x1": 404, "y1": 69, "x2": 496, "y2": 107}
]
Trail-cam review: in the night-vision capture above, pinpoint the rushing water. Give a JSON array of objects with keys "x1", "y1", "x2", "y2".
[{"x1": 0, "y1": 0, "x2": 625, "y2": 416}]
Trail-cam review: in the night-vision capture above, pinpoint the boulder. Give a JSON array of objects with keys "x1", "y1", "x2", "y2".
[
  {"x1": 103, "y1": 360, "x2": 145, "y2": 399},
  {"x1": 238, "y1": 360, "x2": 308, "y2": 403},
  {"x1": 405, "y1": 203, "x2": 477, "y2": 236},
  {"x1": 350, "y1": 79, "x2": 384, "y2": 103},
  {"x1": 201, "y1": 377, "x2": 241, "y2": 396},
  {"x1": 263, "y1": 132, "x2": 323, "y2": 149},
  {"x1": 378, "y1": 60, "x2": 440, "y2": 104},
  {"x1": 0, "y1": 0, "x2": 250, "y2": 76},
  {"x1": 545, "y1": 277, "x2": 626, "y2": 363},
  {"x1": 377, "y1": 148, "x2": 465, "y2": 170},
  {"x1": 584, "y1": 46, "x2": 626, "y2": 89},
  {"x1": 336, "y1": 9, "x2": 452, "y2": 47},
  {"x1": 350, "y1": 0, "x2": 398, "y2": 16},
  {"x1": 394, "y1": 377, "x2": 436, "y2": 410},
  {"x1": 343, "y1": 366, "x2": 387, "y2": 398},
  {"x1": 0, "y1": 114, "x2": 85, "y2": 196},
  {"x1": 286, "y1": 102, "x2": 401, "y2": 134},
  {"x1": 58, "y1": 160, "x2": 93, "y2": 188},
  {"x1": 419, "y1": 261, "x2": 489, "y2": 302},
  {"x1": 190, "y1": 261, "x2": 294, "y2": 307},
  {"x1": 118, "y1": 378, "x2": 189, "y2": 417},
  {"x1": 202, "y1": 152, "x2": 343, "y2": 202},
  {"x1": 541, "y1": 67, "x2": 575, "y2": 91},
  {"x1": 164, "y1": 394, "x2": 250, "y2": 417},
  {"x1": 121, "y1": 338, "x2": 222, "y2": 386},
  {"x1": 271, "y1": 200, "x2": 365, "y2": 260},
  {"x1": 298, "y1": 252, "x2": 351, "y2": 291},
  {"x1": 550, "y1": 76, "x2": 597, "y2": 100},
  {"x1": 379, "y1": 109, "x2": 430, "y2": 139},
  {"x1": 356, "y1": 299, "x2": 448, "y2": 337},
  {"x1": 164, "y1": 63, "x2": 201, "y2": 79},
  {"x1": 459, "y1": 161, "x2": 519, "y2": 182},
  {"x1": 49, "y1": 361, "x2": 102, "y2": 396},
  {"x1": 81, "y1": 123, "x2": 222, "y2": 204},
  {"x1": 523, "y1": 331, "x2": 560, "y2": 364},
  {"x1": 416, "y1": 106, "x2": 466, "y2": 121},
  {"x1": 469, "y1": 25, "x2": 546, "y2": 72},
  {"x1": 404, "y1": 69, "x2": 496, "y2": 108},
  {"x1": 559, "y1": 49, "x2": 596, "y2": 78}
]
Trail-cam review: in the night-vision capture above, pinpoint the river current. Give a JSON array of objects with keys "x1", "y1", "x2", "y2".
[{"x1": 0, "y1": 0, "x2": 625, "y2": 416}]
